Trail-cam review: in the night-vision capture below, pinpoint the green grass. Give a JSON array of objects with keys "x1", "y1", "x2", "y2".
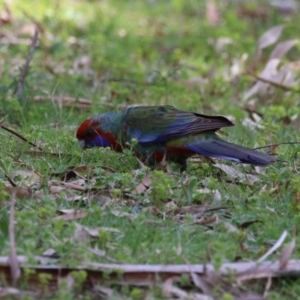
[{"x1": 0, "y1": 0, "x2": 300, "y2": 298}]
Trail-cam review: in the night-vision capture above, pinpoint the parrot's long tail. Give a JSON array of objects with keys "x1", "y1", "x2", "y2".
[{"x1": 186, "y1": 138, "x2": 278, "y2": 166}]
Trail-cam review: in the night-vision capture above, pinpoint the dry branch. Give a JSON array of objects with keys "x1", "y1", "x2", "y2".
[
  {"x1": 33, "y1": 95, "x2": 94, "y2": 109},
  {"x1": 8, "y1": 192, "x2": 20, "y2": 286},
  {"x1": 252, "y1": 74, "x2": 298, "y2": 92},
  {"x1": 0, "y1": 256, "x2": 299, "y2": 287},
  {"x1": 0, "y1": 125, "x2": 43, "y2": 151},
  {"x1": 253, "y1": 141, "x2": 300, "y2": 150},
  {"x1": 15, "y1": 27, "x2": 39, "y2": 99}
]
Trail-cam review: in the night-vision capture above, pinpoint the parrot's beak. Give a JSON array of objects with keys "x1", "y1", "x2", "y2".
[{"x1": 78, "y1": 140, "x2": 86, "y2": 149}]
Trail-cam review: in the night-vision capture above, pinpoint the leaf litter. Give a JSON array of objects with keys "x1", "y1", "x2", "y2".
[{"x1": 0, "y1": 243, "x2": 299, "y2": 298}]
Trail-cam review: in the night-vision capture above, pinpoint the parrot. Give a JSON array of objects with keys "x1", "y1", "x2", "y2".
[{"x1": 76, "y1": 105, "x2": 278, "y2": 171}]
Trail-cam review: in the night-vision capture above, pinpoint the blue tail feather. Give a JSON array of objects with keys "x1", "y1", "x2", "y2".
[{"x1": 186, "y1": 138, "x2": 277, "y2": 166}]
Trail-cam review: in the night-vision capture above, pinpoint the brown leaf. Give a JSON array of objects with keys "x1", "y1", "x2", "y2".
[
  {"x1": 279, "y1": 238, "x2": 295, "y2": 270},
  {"x1": 142, "y1": 206, "x2": 164, "y2": 216},
  {"x1": 19, "y1": 23, "x2": 37, "y2": 37},
  {"x1": 0, "y1": 2, "x2": 12, "y2": 25},
  {"x1": 54, "y1": 166, "x2": 93, "y2": 181},
  {"x1": 194, "y1": 214, "x2": 218, "y2": 225},
  {"x1": 269, "y1": 39, "x2": 298, "y2": 60},
  {"x1": 133, "y1": 176, "x2": 152, "y2": 194},
  {"x1": 258, "y1": 25, "x2": 284, "y2": 49},
  {"x1": 163, "y1": 277, "x2": 187, "y2": 298},
  {"x1": 224, "y1": 222, "x2": 239, "y2": 233},
  {"x1": 191, "y1": 272, "x2": 212, "y2": 295},
  {"x1": 257, "y1": 231, "x2": 288, "y2": 263},
  {"x1": 244, "y1": 59, "x2": 283, "y2": 101},
  {"x1": 239, "y1": 220, "x2": 263, "y2": 230},
  {"x1": 155, "y1": 152, "x2": 169, "y2": 171},
  {"x1": 49, "y1": 185, "x2": 66, "y2": 194},
  {"x1": 3, "y1": 187, "x2": 37, "y2": 199},
  {"x1": 110, "y1": 210, "x2": 137, "y2": 221},
  {"x1": 214, "y1": 164, "x2": 260, "y2": 185},
  {"x1": 206, "y1": 0, "x2": 219, "y2": 26},
  {"x1": 50, "y1": 180, "x2": 86, "y2": 191},
  {"x1": 71, "y1": 223, "x2": 120, "y2": 243},
  {"x1": 71, "y1": 223, "x2": 98, "y2": 243},
  {"x1": 270, "y1": 1, "x2": 298, "y2": 14},
  {"x1": 54, "y1": 211, "x2": 88, "y2": 221},
  {"x1": 174, "y1": 205, "x2": 208, "y2": 215},
  {"x1": 164, "y1": 200, "x2": 178, "y2": 212},
  {"x1": 42, "y1": 248, "x2": 57, "y2": 257},
  {"x1": 197, "y1": 188, "x2": 222, "y2": 203}
]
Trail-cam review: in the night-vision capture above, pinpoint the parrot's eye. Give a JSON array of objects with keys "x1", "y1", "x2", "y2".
[{"x1": 86, "y1": 129, "x2": 94, "y2": 137}]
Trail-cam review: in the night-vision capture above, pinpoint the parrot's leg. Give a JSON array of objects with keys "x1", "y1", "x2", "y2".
[{"x1": 172, "y1": 156, "x2": 188, "y2": 172}]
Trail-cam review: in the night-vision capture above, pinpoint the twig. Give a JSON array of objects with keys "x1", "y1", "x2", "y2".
[
  {"x1": 9, "y1": 192, "x2": 21, "y2": 286},
  {"x1": 253, "y1": 141, "x2": 300, "y2": 150},
  {"x1": 21, "y1": 10, "x2": 45, "y2": 34},
  {"x1": 252, "y1": 75, "x2": 298, "y2": 92},
  {"x1": 0, "y1": 161, "x2": 17, "y2": 187},
  {"x1": 34, "y1": 95, "x2": 94, "y2": 109},
  {"x1": 0, "y1": 125, "x2": 44, "y2": 151},
  {"x1": 98, "y1": 77, "x2": 140, "y2": 85},
  {"x1": 15, "y1": 27, "x2": 39, "y2": 99},
  {"x1": 257, "y1": 231, "x2": 288, "y2": 264},
  {"x1": 4, "y1": 174, "x2": 17, "y2": 187}
]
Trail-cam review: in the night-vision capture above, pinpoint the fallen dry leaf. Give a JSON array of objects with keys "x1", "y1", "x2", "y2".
[
  {"x1": 239, "y1": 220, "x2": 262, "y2": 230},
  {"x1": 132, "y1": 175, "x2": 152, "y2": 194},
  {"x1": 257, "y1": 231, "x2": 288, "y2": 264},
  {"x1": 244, "y1": 58, "x2": 298, "y2": 101},
  {"x1": 71, "y1": 223, "x2": 99, "y2": 243},
  {"x1": 279, "y1": 237, "x2": 295, "y2": 270},
  {"x1": 50, "y1": 180, "x2": 86, "y2": 191},
  {"x1": 54, "y1": 211, "x2": 88, "y2": 221},
  {"x1": 258, "y1": 25, "x2": 284, "y2": 49},
  {"x1": 71, "y1": 223, "x2": 120, "y2": 243},
  {"x1": 163, "y1": 276, "x2": 188, "y2": 298},
  {"x1": 197, "y1": 188, "x2": 222, "y2": 203},
  {"x1": 194, "y1": 214, "x2": 218, "y2": 225},
  {"x1": 0, "y1": 2, "x2": 12, "y2": 25},
  {"x1": 206, "y1": 0, "x2": 219, "y2": 26},
  {"x1": 42, "y1": 248, "x2": 57, "y2": 257},
  {"x1": 269, "y1": 39, "x2": 298, "y2": 60},
  {"x1": 3, "y1": 187, "x2": 37, "y2": 199},
  {"x1": 224, "y1": 222, "x2": 239, "y2": 233},
  {"x1": 110, "y1": 210, "x2": 137, "y2": 221},
  {"x1": 52, "y1": 165, "x2": 94, "y2": 181},
  {"x1": 214, "y1": 164, "x2": 260, "y2": 185},
  {"x1": 242, "y1": 118, "x2": 265, "y2": 130},
  {"x1": 174, "y1": 205, "x2": 208, "y2": 215}
]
